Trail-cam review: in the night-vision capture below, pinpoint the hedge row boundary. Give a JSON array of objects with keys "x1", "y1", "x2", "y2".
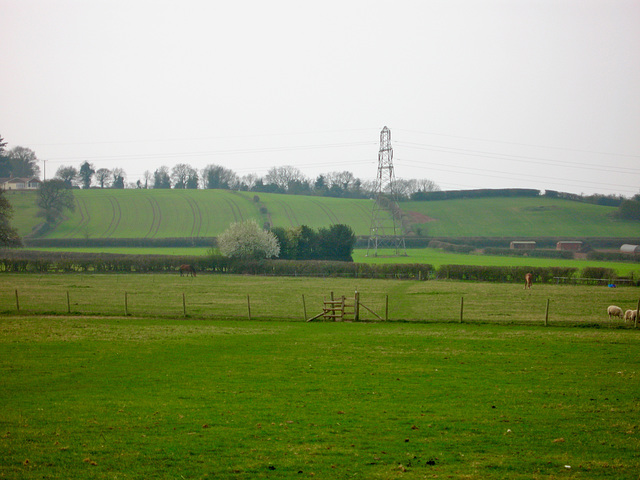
[{"x1": 1, "y1": 250, "x2": 635, "y2": 284}]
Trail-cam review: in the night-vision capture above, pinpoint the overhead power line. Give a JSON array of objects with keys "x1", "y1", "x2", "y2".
[
  {"x1": 394, "y1": 128, "x2": 640, "y2": 159},
  {"x1": 394, "y1": 141, "x2": 640, "y2": 176}
]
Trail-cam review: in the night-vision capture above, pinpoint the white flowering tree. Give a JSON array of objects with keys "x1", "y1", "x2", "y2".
[{"x1": 217, "y1": 220, "x2": 280, "y2": 259}]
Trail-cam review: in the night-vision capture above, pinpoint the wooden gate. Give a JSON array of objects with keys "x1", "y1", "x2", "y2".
[{"x1": 306, "y1": 291, "x2": 383, "y2": 322}]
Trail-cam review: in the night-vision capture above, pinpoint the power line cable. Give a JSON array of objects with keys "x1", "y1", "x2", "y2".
[
  {"x1": 394, "y1": 128, "x2": 640, "y2": 159},
  {"x1": 395, "y1": 141, "x2": 640, "y2": 175}
]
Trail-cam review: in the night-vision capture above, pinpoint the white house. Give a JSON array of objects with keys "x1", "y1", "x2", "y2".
[{"x1": 0, "y1": 177, "x2": 42, "y2": 190}]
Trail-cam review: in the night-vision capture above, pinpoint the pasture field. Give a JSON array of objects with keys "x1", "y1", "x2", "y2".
[
  {"x1": 404, "y1": 197, "x2": 640, "y2": 238},
  {"x1": 22, "y1": 246, "x2": 640, "y2": 277},
  {"x1": 2, "y1": 273, "x2": 640, "y2": 325},
  {"x1": 1, "y1": 313, "x2": 639, "y2": 479}
]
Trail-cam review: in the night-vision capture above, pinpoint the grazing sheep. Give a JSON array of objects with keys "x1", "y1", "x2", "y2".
[
  {"x1": 624, "y1": 309, "x2": 638, "y2": 323},
  {"x1": 607, "y1": 305, "x2": 623, "y2": 320}
]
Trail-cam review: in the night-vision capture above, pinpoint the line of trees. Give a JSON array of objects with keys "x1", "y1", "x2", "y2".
[{"x1": 51, "y1": 161, "x2": 440, "y2": 200}]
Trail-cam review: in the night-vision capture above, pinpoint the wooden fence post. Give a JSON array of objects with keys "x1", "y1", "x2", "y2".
[
  {"x1": 15, "y1": 289, "x2": 19, "y2": 312},
  {"x1": 124, "y1": 292, "x2": 129, "y2": 316},
  {"x1": 247, "y1": 295, "x2": 252, "y2": 320},
  {"x1": 67, "y1": 291, "x2": 71, "y2": 314},
  {"x1": 182, "y1": 293, "x2": 186, "y2": 317},
  {"x1": 545, "y1": 299, "x2": 550, "y2": 326},
  {"x1": 635, "y1": 298, "x2": 640, "y2": 329},
  {"x1": 302, "y1": 294, "x2": 307, "y2": 321},
  {"x1": 460, "y1": 297, "x2": 464, "y2": 323},
  {"x1": 385, "y1": 295, "x2": 389, "y2": 321},
  {"x1": 354, "y1": 290, "x2": 360, "y2": 322}
]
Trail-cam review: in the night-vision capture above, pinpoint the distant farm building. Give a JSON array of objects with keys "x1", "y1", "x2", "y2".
[
  {"x1": 556, "y1": 241, "x2": 583, "y2": 251},
  {"x1": 510, "y1": 241, "x2": 536, "y2": 250},
  {"x1": 620, "y1": 244, "x2": 640, "y2": 254}
]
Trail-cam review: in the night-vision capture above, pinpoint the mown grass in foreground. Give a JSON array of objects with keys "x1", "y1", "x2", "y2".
[{"x1": 1, "y1": 318, "x2": 638, "y2": 479}]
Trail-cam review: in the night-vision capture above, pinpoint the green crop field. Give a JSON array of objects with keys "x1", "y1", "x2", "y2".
[
  {"x1": 1, "y1": 275, "x2": 639, "y2": 479},
  {"x1": 5, "y1": 190, "x2": 385, "y2": 239},
  {"x1": 7, "y1": 189, "x2": 640, "y2": 240},
  {"x1": 403, "y1": 197, "x2": 640, "y2": 237}
]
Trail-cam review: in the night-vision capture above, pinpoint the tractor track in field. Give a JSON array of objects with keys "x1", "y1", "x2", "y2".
[
  {"x1": 224, "y1": 197, "x2": 243, "y2": 222},
  {"x1": 145, "y1": 196, "x2": 162, "y2": 238},
  {"x1": 103, "y1": 196, "x2": 122, "y2": 238},
  {"x1": 353, "y1": 201, "x2": 374, "y2": 222},
  {"x1": 181, "y1": 193, "x2": 203, "y2": 237},
  {"x1": 274, "y1": 199, "x2": 299, "y2": 226},
  {"x1": 67, "y1": 196, "x2": 90, "y2": 238},
  {"x1": 310, "y1": 199, "x2": 340, "y2": 225}
]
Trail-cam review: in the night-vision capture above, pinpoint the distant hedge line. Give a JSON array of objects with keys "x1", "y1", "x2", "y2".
[
  {"x1": 408, "y1": 188, "x2": 624, "y2": 207},
  {"x1": 410, "y1": 188, "x2": 541, "y2": 201},
  {"x1": 587, "y1": 251, "x2": 640, "y2": 263},
  {"x1": 1, "y1": 250, "x2": 635, "y2": 284},
  {"x1": 0, "y1": 250, "x2": 431, "y2": 280}
]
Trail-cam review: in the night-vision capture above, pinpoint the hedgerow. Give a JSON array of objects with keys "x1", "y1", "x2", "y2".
[{"x1": 2, "y1": 250, "x2": 633, "y2": 284}]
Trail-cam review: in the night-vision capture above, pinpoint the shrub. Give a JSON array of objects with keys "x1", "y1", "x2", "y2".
[{"x1": 217, "y1": 220, "x2": 280, "y2": 259}]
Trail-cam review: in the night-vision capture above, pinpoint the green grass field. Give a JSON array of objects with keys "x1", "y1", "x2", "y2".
[{"x1": 1, "y1": 299, "x2": 639, "y2": 478}]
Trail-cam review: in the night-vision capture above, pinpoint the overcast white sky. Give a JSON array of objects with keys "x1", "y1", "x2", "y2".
[{"x1": 1, "y1": 0, "x2": 639, "y2": 196}]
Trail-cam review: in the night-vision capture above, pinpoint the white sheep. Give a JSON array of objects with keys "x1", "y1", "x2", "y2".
[
  {"x1": 607, "y1": 305, "x2": 623, "y2": 320},
  {"x1": 624, "y1": 309, "x2": 637, "y2": 323}
]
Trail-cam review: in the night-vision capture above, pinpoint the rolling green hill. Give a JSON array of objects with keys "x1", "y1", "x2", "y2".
[
  {"x1": 7, "y1": 189, "x2": 385, "y2": 239},
  {"x1": 403, "y1": 197, "x2": 640, "y2": 238},
  {"x1": 6, "y1": 189, "x2": 640, "y2": 240}
]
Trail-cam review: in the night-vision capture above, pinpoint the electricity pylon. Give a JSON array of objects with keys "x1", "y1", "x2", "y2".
[{"x1": 366, "y1": 126, "x2": 407, "y2": 257}]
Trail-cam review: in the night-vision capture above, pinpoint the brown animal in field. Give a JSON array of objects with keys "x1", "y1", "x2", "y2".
[
  {"x1": 524, "y1": 272, "x2": 533, "y2": 289},
  {"x1": 179, "y1": 264, "x2": 196, "y2": 277}
]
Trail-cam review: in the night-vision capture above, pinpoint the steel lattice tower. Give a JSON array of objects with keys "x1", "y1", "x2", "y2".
[{"x1": 366, "y1": 126, "x2": 407, "y2": 257}]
